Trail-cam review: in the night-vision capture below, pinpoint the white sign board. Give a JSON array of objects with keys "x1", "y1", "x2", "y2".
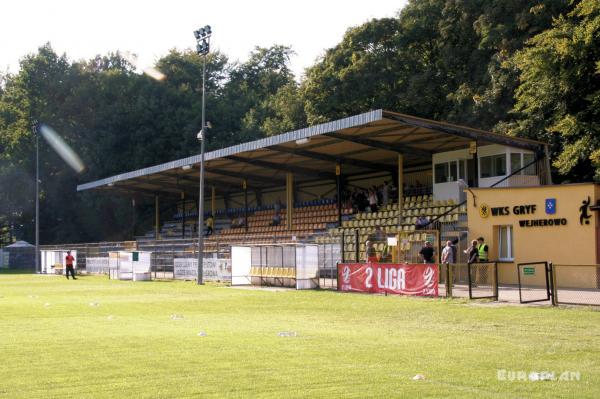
[
  {"x1": 295, "y1": 245, "x2": 319, "y2": 289},
  {"x1": 86, "y1": 257, "x2": 109, "y2": 274},
  {"x1": 108, "y1": 251, "x2": 151, "y2": 280},
  {"x1": 174, "y1": 258, "x2": 232, "y2": 281},
  {"x1": 231, "y1": 246, "x2": 252, "y2": 285}
]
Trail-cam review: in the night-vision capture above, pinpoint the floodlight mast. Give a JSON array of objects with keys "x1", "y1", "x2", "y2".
[
  {"x1": 194, "y1": 25, "x2": 211, "y2": 285},
  {"x1": 33, "y1": 121, "x2": 40, "y2": 273}
]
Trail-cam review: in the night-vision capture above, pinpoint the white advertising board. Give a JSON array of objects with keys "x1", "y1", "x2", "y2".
[{"x1": 174, "y1": 257, "x2": 232, "y2": 281}]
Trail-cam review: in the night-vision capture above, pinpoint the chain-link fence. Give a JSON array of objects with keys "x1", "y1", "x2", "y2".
[
  {"x1": 40, "y1": 241, "x2": 137, "y2": 271},
  {"x1": 439, "y1": 262, "x2": 497, "y2": 300},
  {"x1": 516, "y1": 262, "x2": 551, "y2": 304},
  {"x1": 552, "y1": 264, "x2": 600, "y2": 306},
  {"x1": 468, "y1": 262, "x2": 498, "y2": 300}
]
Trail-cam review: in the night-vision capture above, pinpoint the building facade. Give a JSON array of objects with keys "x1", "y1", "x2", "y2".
[{"x1": 467, "y1": 183, "x2": 600, "y2": 287}]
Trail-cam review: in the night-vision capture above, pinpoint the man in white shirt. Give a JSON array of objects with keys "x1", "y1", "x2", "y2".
[{"x1": 441, "y1": 240, "x2": 455, "y2": 264}]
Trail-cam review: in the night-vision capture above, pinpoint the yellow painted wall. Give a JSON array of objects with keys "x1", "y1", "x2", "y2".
[{"x1": 466, "y1": 184, "x2": 599, "y2": 288}]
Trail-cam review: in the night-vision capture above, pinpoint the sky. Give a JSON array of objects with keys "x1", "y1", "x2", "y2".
[{"x1": 0, "y1": 0, "x2": 408, "y2": 79}]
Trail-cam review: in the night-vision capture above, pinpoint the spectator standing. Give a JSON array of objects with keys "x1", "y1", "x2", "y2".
[
  {"x1": 204, "y1": 214, "x2": 214, "y2": 236},
  {"x1": 419, "y1": 241, "x2": 435, "y2": 264},
  {"x1": 65, "y1": 250, "x2": 76, "y2": 280},
  {"x1": 477, "y1": 237, "x2": 489, "y2": 262},
  {"x1": 368, "y1": 189, "x2": 378, "y2": 213},
  {"x1": 382, "y1": 181, "x2": 389, "y2": 207},
  {"x1": 365, "y1": 240, "x2": 378, "y2": 263},
  {"x1": 441, "y1": 241, "x2": 455, "y2": 264},
  {"x1": 464, "y1": 240, "x2": 479, "y2": 264}
]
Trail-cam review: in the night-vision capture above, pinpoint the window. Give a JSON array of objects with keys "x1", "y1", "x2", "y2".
[
  {"x1": 510, "y1": 153, "x2": 521, "y2": 174},
  {"x1": 459, "y1": 159, "x2": 466, "y2": 180},
  {"x1": 480, "y1": 154, "x2": 506, "y2": 178},
  {"x1": 510, "y1": 152, "x2": 537, "y2": 175},
  {"x1": 523, "y1": 153, "x2": 536, "y2": 175},
  {"x1": 434, "y1": 161, "x2": 458, "y2": 183},
  {"x1": 498, "y1": 225, "x2": 513, "y2": 261},
  {"x1": 434, "y1": 163, "x2": 448, "y2": 184}
]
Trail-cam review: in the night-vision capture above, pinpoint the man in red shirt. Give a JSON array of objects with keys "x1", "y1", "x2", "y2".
[{"x1": 65, "y1": 251, "x2": 77, "y2": 280}]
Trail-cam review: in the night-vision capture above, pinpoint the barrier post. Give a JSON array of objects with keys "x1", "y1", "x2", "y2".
[
  {"x1": 341, "y1": 231, "x2": 345, "y2": 263},
  {"x1": 493, "y1": 262, "x2": 499, "y2": 300},
  {"x1": 550, "y1": 262, "x2": 558, "y2": 306},
  {"x1": 447, "y1": 264, "x2": 452, "y2": 297},
  {"x1": 467, "y1": 263, "x2": 473, "y2": 299},
  {"x1": 354, "y1": 229, "x2": 359, "y2": 262}
]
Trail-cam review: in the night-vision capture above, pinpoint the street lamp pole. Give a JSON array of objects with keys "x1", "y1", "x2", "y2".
[
  {"x1": 194, "y1": 25, "x2": 211, "y2": 285},
  {"x1": 33, "y1": 121, "x2": 40, "y2": 273}
]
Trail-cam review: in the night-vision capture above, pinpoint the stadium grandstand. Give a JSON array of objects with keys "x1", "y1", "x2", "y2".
[{"x1": 76, "y1": 109, "x2": 551, "y2": 263}]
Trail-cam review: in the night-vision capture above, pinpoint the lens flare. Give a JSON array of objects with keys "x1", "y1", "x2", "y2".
[
  {"x1": 121, "y1": 51, "x2": 166, "y2": 82},
  {"x1": 142, "y1": 67, "x2": 166, "y2": 81},
  {"x1": 39, "y1": 124, "x2": 86, "y2": 173}
]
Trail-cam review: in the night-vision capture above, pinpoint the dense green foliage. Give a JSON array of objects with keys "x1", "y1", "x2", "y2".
[
  {"x1": 1, "y1": 0, "x2": 598, "y2": 243},
  {"x1": 508, "y1": 0, "x2": 600, "y2": 181},
  {"x1": 1, "y1": 274, "x2": 599, "y2": 398}
]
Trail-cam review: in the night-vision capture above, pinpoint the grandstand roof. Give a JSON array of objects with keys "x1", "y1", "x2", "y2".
[{"x1": 77, "y1": 109, "x2": 547, "y2": 199}]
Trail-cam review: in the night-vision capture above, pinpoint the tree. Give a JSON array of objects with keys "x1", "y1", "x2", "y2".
[
  {"x1": 508, "y1": 0, "x2": 600, "y2": 180},
  {"x1": 300, "y1": 0, "x2": 568, "y2": 129}
]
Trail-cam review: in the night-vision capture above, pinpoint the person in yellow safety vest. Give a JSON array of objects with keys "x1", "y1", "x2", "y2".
[
  {"x1": 204, "y1": 214, "x2": 214, "y2": 237},
  {"x1": 477, "y1": 237, "x2": 489, "y2": 262}
]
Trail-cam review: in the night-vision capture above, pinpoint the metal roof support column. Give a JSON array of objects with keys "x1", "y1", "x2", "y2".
[
  {"x1": 211, "y1": 186, "x2": 216, "y2": 219},
  {"x1": 336, "y1": 164, "x2": 342, "y2": 227},
  {"x1": 398, "y1": 154, "x2": 404, "y2": 261},
  {"x1": 286, "y1": 172, "x2": 294, "y2": 231},
  {"x1": 131, "y1": 197, "x2": 136, "y2": 240},
  {"x1": 181, "y1": 192, "x2": 186, "y2": 239},
  {"x1": 243, "y1": 180, "x2": 248, "y2": 233},
  {"x1": 155, "y1": 195, "x2": 160, "y2": 240},
  {"x1": 473, "y1": 141, "x2": 479, "y2": 188}
]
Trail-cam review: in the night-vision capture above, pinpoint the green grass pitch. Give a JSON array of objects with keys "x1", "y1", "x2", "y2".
[{"x1": 0, "y1": 273, "x2": 598, "y2": 398}]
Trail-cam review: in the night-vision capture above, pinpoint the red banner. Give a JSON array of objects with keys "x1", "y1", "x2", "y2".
[{"x1": 338, "y1": 263, "x2": 438, "y2": 296}]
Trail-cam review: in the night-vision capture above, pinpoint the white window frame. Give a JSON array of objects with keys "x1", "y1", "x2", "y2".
[
  {"x1": 480, "y1": 154, "x2": 507, "y2": 178},
  {"x1": 510, "y1": 152, "x2": 536, "y2": 175},
  {"x1": 498, "y1": 225, "x2": 514, "y2": 261}
]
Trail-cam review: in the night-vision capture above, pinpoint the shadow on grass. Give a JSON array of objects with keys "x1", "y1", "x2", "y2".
[{"x1": 0, "y1": 269, "x2": 37, "y2": 275}]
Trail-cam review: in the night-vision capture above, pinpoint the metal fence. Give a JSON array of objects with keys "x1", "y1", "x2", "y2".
[
  {"x1": 317, "y1": 243, "x2": 341, "y2": 290},
  {"x1": 40, "y1": 241, "x2": 137, "y2": 271},
  {"x1": 517, "y1": 262, "x2": 551, "y2": 304},
  {"x1": 439, "y1": 262, "x2": 498, "y2": 300},
  {"x1": 552, "y1": 264, "x2": 600, "y2": 306}
]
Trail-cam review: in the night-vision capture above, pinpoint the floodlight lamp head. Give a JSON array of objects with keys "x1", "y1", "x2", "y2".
[
  {"x1": 194, "y1": 30, "x2": 201, "y2": 39},
  {"x1": 197, "y1": 130, "x2": 204, "y2": 141},
  {"x1": 205, "y1": 25, "x2": 211, "y2": 35}
]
